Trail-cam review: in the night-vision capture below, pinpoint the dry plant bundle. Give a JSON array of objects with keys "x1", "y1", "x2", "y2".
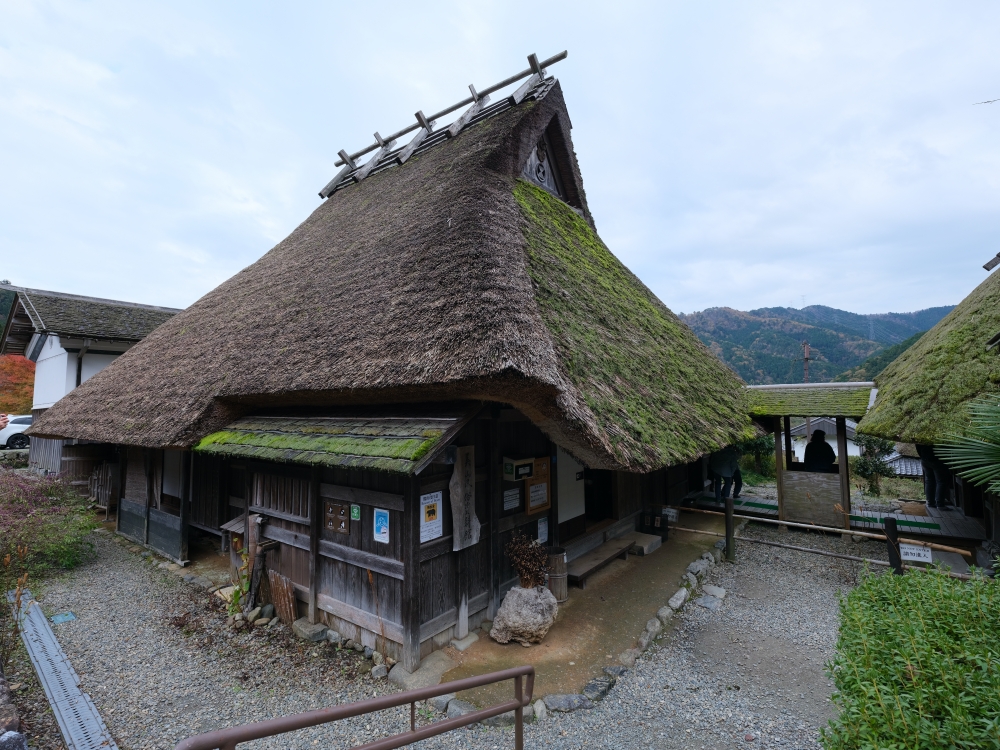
[{"x1": 505, "y1": 531, "x2": 548, "y2": 588}]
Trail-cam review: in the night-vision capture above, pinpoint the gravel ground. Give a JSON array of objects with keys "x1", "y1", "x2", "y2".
[{"x1": 19, "y1": 523, "x2": 888, "y2": 749}]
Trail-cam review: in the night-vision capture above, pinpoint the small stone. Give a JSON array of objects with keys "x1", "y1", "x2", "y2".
[
  {"x1": 372, "y1": 651, "x2": 384, "y2": 666},
  {"x1": 357, "y1": 661, "x2": 373, "y2": 675},
  {"x1": 429, "y1": 693, "x2": 455, "y2": 712},
  {"x1": 344, "y1": 639, "x2": 356, "y2": 649},
  {"x1": 0, "y1": 731, "x2": 28, "y2": 750},
  {"x1": 268, "y1": 617, "x2": 279, "y2": 626},
  {"x1": 246, "y1": 607, "x2": 261, "y2": 623},
  {"x1": 619, "y1": 648, "x2": 641, "y2": 667},
  {"x1": 327, "y1": 630, "x2": 343, "y2": 645},
  {"x1": 364, "y1": 646, "x2": 374, "y2": 659},
  {"x1": 656, "y1": 606, "x2": 673, "y2": 625},
  {"x1": 581, "y1": 676, "x2": 614, "y2": 702},
  {"x1": 291, "y1": 618, "x2": 328, "y2": 642},
  {"x1": 141, "y1": 551, "x2": 151, "y2": 558},
  {"x1": 686, "y1": 559, "x2": 711, "y2": 578},
  {"x1": 166, "y1": 563, "x2": 181, "y2": 571},
  {"x1": 714, "y1": 539, "x2": 726, "y2": 550},
  {"x1": 603, "y1": 665, "x2": 627, "y2": 677},
  {"x1": 543, "y1": 694, "x2": 594, "y2": 712},
  {"x1": 703, "y1": 584, "x2": 726, "y2": 599},
  {"x1": 533, "y1": 699, "x2": 547, "y2": 721},
  {"x1": 637, "y1": 631, "x2": 652, "y2": 651},
  {"x1": 479, "y1": 619, "x2": 493, "y2": 633},
  {"x1": 234, "y1": 613, "x2": 245, "y2": 623},
  {"x1": 447, "y1": 699, "x2": 477, "y2": 718},
  {"x1": 646, "y1": 618, "x2": 662, "y2": 637},
  {"x1": 745, "y1": 734, "x2": 755, "y2": 742},
  {"x1": 0, "y1": 706, "x2": 17, "y2": 732},
  {"x1": 353, "y1": 641, "x2": 364, "y2": 652},
  {"x1": 851, "y1": 535, "x2": 865, "y2": 543},
  {"x1": 385, "y1": 657, "x2": 396, "y2": 667},
  {"x1": 158, "y1": 562, "x2": 170, "y2": 570},
  {"x1": 253, "y1": 617, "x2": 270, "y2": 627},
  {"x1": 668, "y1": 588, "x2": 689, "y2": 610},
  {"x1": 701, "y1": 552, "x2": 715, "y2": 564},
  {"x1": 181, "y1": 572, "x2": 195, "y2": 581},
  {"x1": 259, "y1": 604, "x2": 274, "y2": 621},
  {"x1": 684, "y1": 572, "x2": 698, "y2": 588},
  {"x1": 371, "y1": 665, "x2": 388, "y2": 679},
  {"x1": 710, "y1": 547, "x2": 723, "y2": 562},
  {"x1": 695, "y1": 595, "x2": 722, "y2": 612},
  {"x1": 226, "y1": 616, "x2": 234, "y2": 626}
]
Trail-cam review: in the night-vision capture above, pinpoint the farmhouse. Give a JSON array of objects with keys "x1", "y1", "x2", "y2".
[{"x1": 29, "y1": 61, "x2": 750, "y2": 670}]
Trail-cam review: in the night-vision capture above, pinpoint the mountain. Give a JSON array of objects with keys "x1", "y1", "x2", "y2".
[
  {"x1": 833, "y1": 331, "x2": 925, "y2": 382},
  {"x1": 680, "y1": 305, "x2": 953, "y2": 385}
]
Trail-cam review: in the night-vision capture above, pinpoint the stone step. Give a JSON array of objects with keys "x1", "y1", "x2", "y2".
[{"x1": 617, "y1": 531, "x2": 662, "y2": 556}]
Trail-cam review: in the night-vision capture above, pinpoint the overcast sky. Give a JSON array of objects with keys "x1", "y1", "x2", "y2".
[{"x1": 2, "y1": 1, "x2": 999, "y2": 315}]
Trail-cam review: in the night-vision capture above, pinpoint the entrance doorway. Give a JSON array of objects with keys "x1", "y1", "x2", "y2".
[{"x1": 585, "y1": 469, "x2": 614, "y2": 524}]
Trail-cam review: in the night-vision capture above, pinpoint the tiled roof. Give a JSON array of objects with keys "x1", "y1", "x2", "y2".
[
  {"x1": 193, "y1": 414, "x2": 469, "y2": 474},
  {"x1": 747, "y1": 383, "x2": 875, "y2": 418}
]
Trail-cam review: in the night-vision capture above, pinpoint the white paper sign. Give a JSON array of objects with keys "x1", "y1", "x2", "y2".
[
  {"x1": 900, "y1": 543, "x2": 932, "y2": 563},
  {"x1": 373, "y1": 508, "x2": 390, "y2": 544},
  {"x1": 503, "y1": 487, "x2": 521, "y2": 511},
  {"x1": 529, "y1": 481, "x2": 548, "y2": 510},
  {"x1": 420, "y1": 492, "x2": 443, "y2": 543},
  {"x1": 537, "y1": 517, "x2": 549, "y2": 544}
]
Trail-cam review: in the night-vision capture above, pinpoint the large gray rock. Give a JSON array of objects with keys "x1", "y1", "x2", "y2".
[
  {"x1": 695, "y1": 595, "x2": 722, "y2": 612},
  {"x1": 446, "y1": 699, "x2": 477, "y2": 719},
  {"x1": 581, "y1": 676, "x2": 615, "y2": 702},
  {"x1": 428, "y1": 693, "x2": 455, "y2": 712},
  {"x1": 656, "y1": 606, "x2": 673, "y2": 625},
  {"x1": 291, "y1": 618, "x2": 328, "y2": 642},
  {"x1": 702, "y1": 584, "x2": 726, "y2": 600},
  {"x1": 668, "y1": 588, "x2": 689, "y2": 610},
  {"x1": 0, "y1": 732, "x2": 27, "y2": 750},
  {"x1": 259, "y1": 604, "x2": 275, "y2": 620},
  {"x1": 490, "y1": 586, "x2": 558, "y2": 646},
  {"x1": 371, "y1": 665, "x2": 388, "y2": 679},
  {"x1": 646, "y1": 618, "x2": 662, "y2": 637},
  {"x1": 0, "y1": 706, "x2": 17, "y2": 733},
  {"x1": 687, "y1": 559, "x2": 711, "y2": 578},
  {"x1": 543, "y1": 694, "x2": 594, "y2": 712},
  {"x1": 533, "y1": 699, "x2": 547, "y2": 721},
  {"x1": 618, "y1": 648, "x2": 641, "y2": 667}
]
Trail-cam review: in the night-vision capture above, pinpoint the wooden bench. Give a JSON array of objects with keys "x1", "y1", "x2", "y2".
[{"x1": 567, "y1": 537, "x2": 635, "y2": 589}]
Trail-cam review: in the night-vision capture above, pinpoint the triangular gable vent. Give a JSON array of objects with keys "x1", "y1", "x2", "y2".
[{"x1": 522, "y1": 131, "x2": 566, "y2": 199}]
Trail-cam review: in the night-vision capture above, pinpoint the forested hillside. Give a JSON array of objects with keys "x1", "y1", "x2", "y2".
[{"x1": 680, "y1": 305, "x2": 952, "y2": 385}]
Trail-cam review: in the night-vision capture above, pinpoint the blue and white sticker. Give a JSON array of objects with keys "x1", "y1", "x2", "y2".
[{"x1": 373, "y1": 508, "x2": 390, "y2": 544}]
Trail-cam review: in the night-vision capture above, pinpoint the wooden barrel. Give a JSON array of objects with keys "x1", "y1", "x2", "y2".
[{"x1": 546, "y1": 547, "x2": 568, "y2": 603}]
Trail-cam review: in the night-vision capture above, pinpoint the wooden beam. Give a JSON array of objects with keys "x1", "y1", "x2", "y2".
[
  {"x1": 489, "y1": 409, "x2": 501, "y2": 619},
  {"x1": 179, "y1": 451, "x2": 191, "y2": 563},
  {"x1": 262, "y1": 523, "x2": 310, "y2": 551},
  {"x1": 774, "y1": 417, "x2": 785, "y2": 521},
  {"x1": 508, "y1": 73, "x2": 540, "y2": 105},
  {"x1": 318, "y1": 539, "x2": 404, "y2": 580},
  {"x1": 836, "y1": 416, "x2": 851, "y2": 530},
  {"x1": 351, "y1": 134, "x2": 397, "y2": 183},
  {"x1": 419, "y1": 535, "x2": 453, "y2": 563},
  {"x1": 783, "y1": 416, "x2": 793, "y2": 471},
  {"x1": 401, "y1": 477, "x2": 421, "y2": 671},
  {"x1": 308, "y1": 467, "x2": 321, "y2": 624},
  {"x1": 318, "y1": 162, "x2": 354, "y2": 199},
  {"x1": 446, "y1": 94, "x2": 490, "y2": 138},
  {"x1": 395, "y1": 121, "x2": 434, "y2": 166},
  {"x1": 319, "y1": 483, "x2": 404, "y2": 512},
  {"x1": 314, "y1": 592, "x2": 404, "y2": 644}
]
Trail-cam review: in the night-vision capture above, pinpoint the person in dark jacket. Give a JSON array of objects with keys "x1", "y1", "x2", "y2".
[
  {"x1": 710, "y1": 446, "x2": 742, "y2": 502},
  {"x1": 803, "y1": 430, "x2": 837, "y2": 472},
  {"x1": 915, "y1": 444, "x2": 953, "y2": 510}
]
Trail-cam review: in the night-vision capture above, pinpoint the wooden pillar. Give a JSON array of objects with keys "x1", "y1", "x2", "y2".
[
  {"x1": 488, "y1": 412, "x2": 501, "y2": 619},
  {"x1": 179, "y1": 451, "x2": 191, "y2": 563},
  {"x1": 401, "y1": 477, "x2": 421, "y2": 672},
  {"x1": 549, "y1": 442, "x2": 560, "y2": 547},
  {"x1": 143, "y1": 449, "x2": 153, "y2": 545},
  {"x1": 836, "y1": 417, "x2": 851, "y2": 530},
  {"x1": 308, "y1": 467, "x2": 321, "y2": 624},
  {"x1": 783, "y1": 416, "x2": 793, "y2": 471},
  {"x1": 117, "y1": 446, "x2": 127, "y2": 535},
  {"x1": 774, "y1": 418, "x2": 785, "y2": 521}
]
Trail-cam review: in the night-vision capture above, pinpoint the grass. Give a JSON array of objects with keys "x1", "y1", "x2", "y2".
[{"x1": 823, "y1": 568, "x2": 1000, "y2": 749}]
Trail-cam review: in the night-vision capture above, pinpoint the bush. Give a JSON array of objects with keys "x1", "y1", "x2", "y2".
[
  {"x1": 823, "y1": 568, "x2": 1000, "y2": 749},
  {"x1": 853, "y1": 434, "x2": 896, "y2": 497},
  {"x1": 0, "y1": 467, "x2": 98, "y2": 575},
  {"x1": 737, "y1": 434, "x2": 776, "y2": 478}
]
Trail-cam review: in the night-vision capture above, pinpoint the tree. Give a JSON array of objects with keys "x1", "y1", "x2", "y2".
[
  {"x1": 853, "y1": 434, "x2": 895, "y2": 496},
  {"x1": 0, "y1": 355, "x2": 34, "y2": 414},
  {"x1": 737, "y1": 433, "x2": 775, "y2": 475},
  {"x1": 936, "y1": 394, "x2": 1000, "y2": 494}
]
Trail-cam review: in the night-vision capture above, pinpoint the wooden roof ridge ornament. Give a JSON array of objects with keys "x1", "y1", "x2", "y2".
[
  {"x1": 352, "y1": 133, "x2": 397, "y2": 183},
  {"x1": 396, "y1": 111, "x2": 436, "y2": 166},
  {"x1": 318, "y1": 50, "x2": 568, "y2": 197},
  {"x1": 447, "y1": 85, "x2": 491, "y2": 138}
]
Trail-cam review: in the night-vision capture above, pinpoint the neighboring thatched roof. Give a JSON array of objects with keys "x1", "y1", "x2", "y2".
[
  {"x1": 30, "y1": 77, "x2": 751, "y2": 472},
  {"x1": 859, "y1": 269, "x2": 1000, "y2": 444},
  {"x1": 0, "y1": 284, "x2": 180, "y2": 356},
  {"x1": 748, "y1": 383, "x2": 875, "y2": 419}
]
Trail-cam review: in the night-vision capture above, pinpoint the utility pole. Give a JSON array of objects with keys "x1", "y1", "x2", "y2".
[{"x1": 803, "y1": 341, "x2": 812, "y2": 440}]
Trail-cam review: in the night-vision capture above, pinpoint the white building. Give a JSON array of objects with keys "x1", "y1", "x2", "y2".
[
  {"x1": 788, "y1": 417, "x2": 862, "y2": 462},
  {"x1": 0, "y1": 284, "x2": 179, "y2": 472}
]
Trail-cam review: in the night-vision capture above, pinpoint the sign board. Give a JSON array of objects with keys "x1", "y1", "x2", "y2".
[
  {"x1": 420, "y1": 491, "x2": 444, "y2": 543},
  {"x1": 663, "y1": 506, "x2": 679, "y2": 523},
  {"x1": 373, "y1": 508, "x2": 390, "y2": 544},
  {"x1": 537, "y1": 517, "x2": 549, "y2": 544},
  {"x1": 503, "y1": 486, "x2": 521, "y2": 511},
  {"x1": 525, "y1": 457, "x2": 551, "y2": 515},
  {"x1": 350, "y1": 504, "x2": 361, "y2": 521},
  {"x1": 900, "y1": 543, "x2": 932, "y2": 563},
  {"x1": 325, "y1": 502, "x2": 350, "y2": 535},
  {"x1": 450, "y1": 446, "x2": 481, "y2": 551},
  {"x1": 502, "y1": 457, "x2": 535, "y2": 482}
]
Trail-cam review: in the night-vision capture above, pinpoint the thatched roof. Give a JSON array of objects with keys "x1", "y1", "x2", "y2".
[
  {"x1": 30, "y1": 77, "x2": 751, "y2": 472},
  {"x1": 0, "y1": 284, "x2": 180, "y2": 356},
  {"x1": 748, "y1": 383, "x2": 875, "y2": 419},
  {"x1": 860, "y1": 269, "x2": 1000, "y2": 444}
]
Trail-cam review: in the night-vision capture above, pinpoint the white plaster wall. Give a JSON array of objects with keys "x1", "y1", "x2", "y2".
[
  {"x1": 791, "y1": 435, "x2": 860, "y2": 462},
  {"x1": 163, "y1": 450, "x2": 183, "y2": 497},
  {"x1": 81, "y1": 353, "x2": 117, "y2": 383},
  {"x1": 557, "y1": 446, "x2": 586, "y2": 523},
  {"x1": 31, "y1": 337, "x2": 72, "y2": 409}
]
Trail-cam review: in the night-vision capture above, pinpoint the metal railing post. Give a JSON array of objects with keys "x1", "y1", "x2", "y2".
[
  {"x1": 514, "y1": 674, "x2": 523, "y2": 750},
  {"x1": 410, "y1": 701, "x2": 415, "y2": 733}
]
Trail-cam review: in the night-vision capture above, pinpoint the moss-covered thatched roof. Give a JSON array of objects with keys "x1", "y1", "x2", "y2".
[
  {"x1": 859, "y1": 269, "x2": 1000, "y2": 443},
  {"x1": 748, "y1": 383, "x2": 875, "y2": 418},
  {"x1": 195, "y1": 414, "x2": 466, "y2": 474},
  {"x1": 30, "y1": 77, "x2": 750, "y2": 472}
]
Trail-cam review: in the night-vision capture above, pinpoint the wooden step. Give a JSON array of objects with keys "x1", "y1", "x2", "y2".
[{"x1": 566, "y1": 537, "x2": 634, "y2": 589}]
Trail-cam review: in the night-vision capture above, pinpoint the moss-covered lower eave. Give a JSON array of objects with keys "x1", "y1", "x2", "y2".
[
  {"x1": 514, "y1": 179, "x2": 753, "y2": 469},
  {"x1": 194, "y1": 442, "x2": 415, "y2": 474}
]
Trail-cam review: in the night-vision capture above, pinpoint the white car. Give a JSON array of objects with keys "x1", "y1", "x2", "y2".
[{"x1": 0, "y1": 414, "x2": 32, "y2": 450}]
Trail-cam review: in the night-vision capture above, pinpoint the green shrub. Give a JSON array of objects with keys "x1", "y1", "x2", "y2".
[{"x1": 823, "y1": 568, "x2": 1000, "y2": 749}]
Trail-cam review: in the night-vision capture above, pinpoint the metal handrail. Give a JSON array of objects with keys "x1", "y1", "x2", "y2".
[{"x1": 174, "y1": 665, "x2": 535, "y2": 750}]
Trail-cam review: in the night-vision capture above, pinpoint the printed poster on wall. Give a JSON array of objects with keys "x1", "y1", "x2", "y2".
[
  {"x1": 503, "y1": 487, "x2": 521, "y2": 511},
  {"x1": 537, "y1": 516, "x2": 549, "y2": 544},
  {"x1": 525, "y1": 457, "x2": 552, "y2": 515},
  {"x1": 373, "y1": 508, "x2": 390, "y2": 544},
  {"x1": 420, "y1": 491, "x2": 444, "y2": 543},
  {"x1": 449, "y1": 446, "x2": 481, "y2": 551}
]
